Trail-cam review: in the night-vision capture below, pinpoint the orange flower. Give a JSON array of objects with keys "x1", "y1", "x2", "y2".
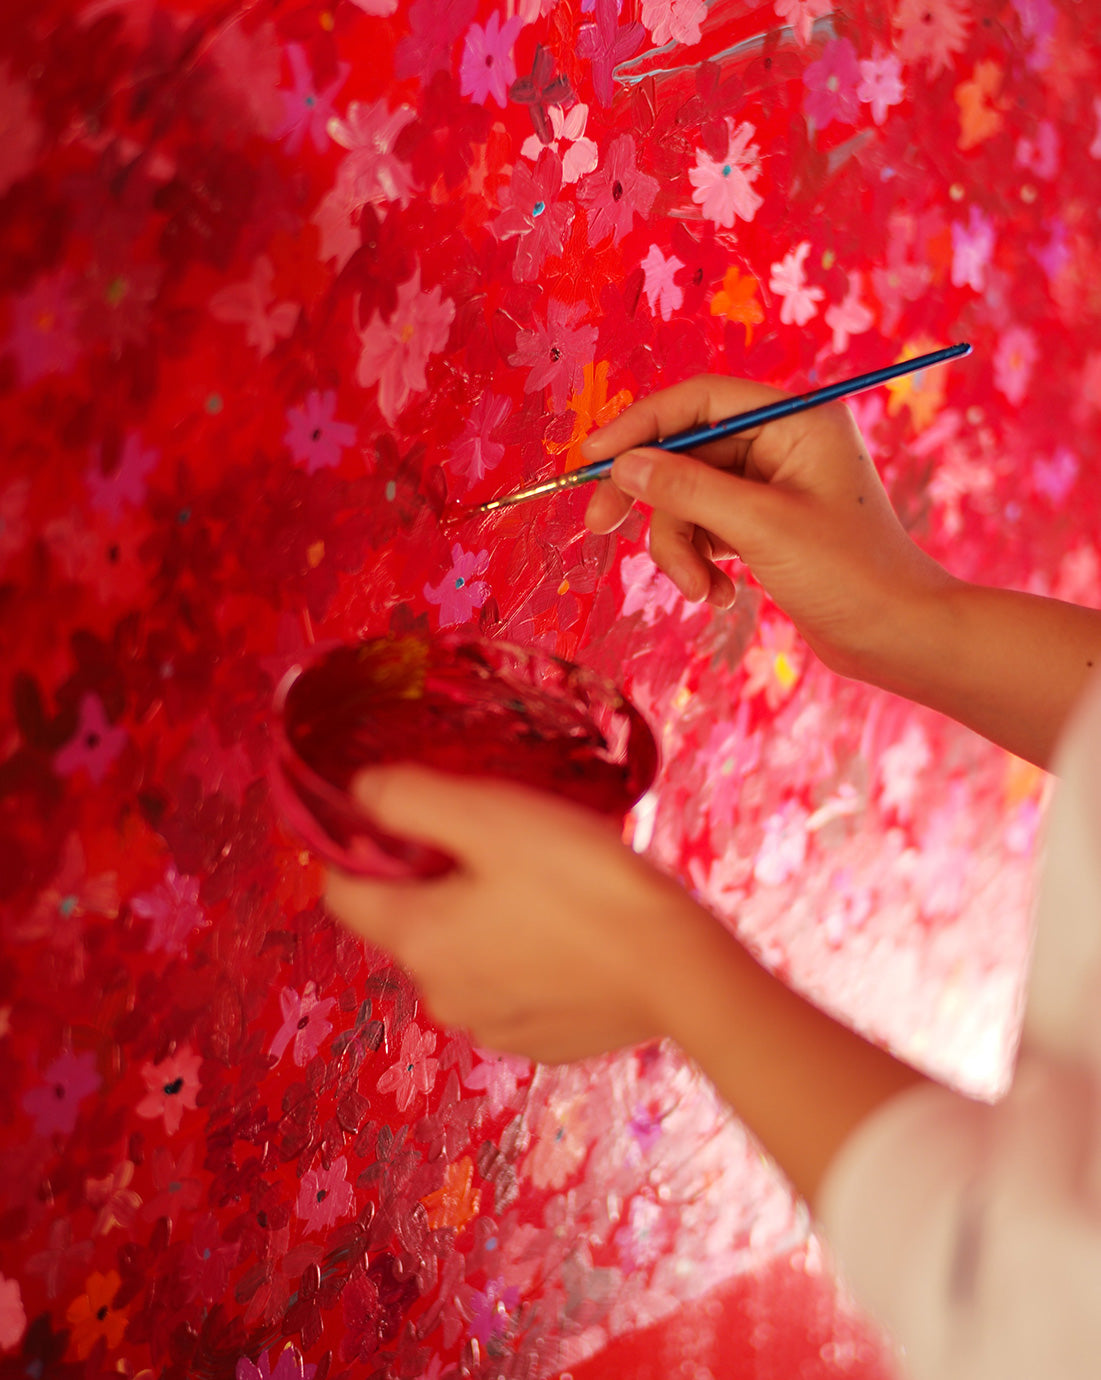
[
  {"x1": 66, "y1": 1269, "x2": 129, "y2": 1359},
  {"x1": 548, "y1": 359, "x2": 633, "y2": 471},
  {"x1": 709, "y1": 264, "x2": 765, "y2": 344},
  {"x1": 955, "y1": 60, "x2": 1004, "y2": 151},
  {"x1": 885, "y1": 338, "x2": 947, "y2": 431},
  {"x1": 421, "y1": 1156, "x2": 482, "y2": 1231}
]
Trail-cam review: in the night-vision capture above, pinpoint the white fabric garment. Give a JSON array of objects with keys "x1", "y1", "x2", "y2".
[{"x1": 818, "y1": 667, "x2": 1101, "y2": 1380}]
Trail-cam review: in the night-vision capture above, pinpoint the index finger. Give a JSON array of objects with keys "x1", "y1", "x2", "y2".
[{"x1": 578, "y1": 374, "x2": 792, "y2": 467}]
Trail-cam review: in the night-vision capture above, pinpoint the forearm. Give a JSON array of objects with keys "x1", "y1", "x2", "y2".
[
  {"x1": 865, "y1": 577, "x2": 1101, "y2": 770},
  {"x1": 650, "y1": 905, "x2": 927, "y2": 1207}
]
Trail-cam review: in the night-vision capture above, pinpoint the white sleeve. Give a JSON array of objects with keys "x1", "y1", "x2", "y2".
[{"x1": 817, "y1": 670, "x2": 1101, "y2": 1380}]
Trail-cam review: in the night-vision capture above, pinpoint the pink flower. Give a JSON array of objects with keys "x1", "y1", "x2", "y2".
[
  {"x1": 1015, "y1": 119, "x2": 1059, "y2": 179},
  {"x1": 877, "y1": 723, "x2": 931, "y2": 820},
  {"x1": 493, "y1": 148, "x2": 573, "y2": 283},
  {"x1": 423, "y1": 543, "x2": 491, "y2": 627},
  {"x1": 298, "y1": 1153, "x2": 358, "y2": 1230},
  {"x1": 688, "y1": 120, "x2": 763, "y2": 229},
  {"x1": 521, "y1": 103, "x2": 598, "y2": 183},
  {"x1": 86, "y1": 1161, "x2": 141, "y2": 1236},
  {"x1": 773, "y1": 0, "x2": 830, "y2": 45},
  {"x1": 858, "y1": 49, "x2": 905, "y2": 125},
  {"x1": 768, "y1": 242, "x2": 824, "y2": 326},
  {"x1": 619, "y1": 551, "x2": 683, "y2": 623},
  {"x1": 459, "y1": 11, "x2": 524, "y2": 108},
  {"x1": 183, "y1": 1214, "x2": 241, "y2": 1305},
  {"x1": 85, "y1": 432, "x2": 159, "y2": 520},
  {"x1": 376, "y1": 1022, "x2": 439, "y2": 1111},
  {"x1": 753, "y1": 803, "x2": 810, "y2": 886},
  {"x1": 951, "y1": 207, "x2": 995, "y2": 292},
  {"x1": 54, "y1": 693, "x2": 128, "y2": 784},
  {"x1": 6, "y1": 271, "x2": 80, "y2": 385},
  {"x1": 463, "y1": 1049, "x2": 531, "y2": 1116},
  {"x1": 0, "y1": 62, "x2": 39, "y2": 199},
  {"x1": 275, "y1": 43, "x2": 348, "y2": 154},
  {"x1": 640, "y1": 244, "x2": 684, "y2": 321},
  {"x1": 22, "y1": 1050, "x2": 101, "y2": 1138},
  {"x1": 824, "y1": 271, "x2": 873, "y2": 352},
  {"x1": 356, "y1": 265, "x2": 455, "y2": 423},
  {"x1": 132, "y1": 865, "x2": 208, "y2": 956},
  {"x1": 0, "y1": 1274, "x2": 25, "y2": 1351},
  {"x1": 136, "y1": 1046, "x2": 202, "y2": 1134},
  {"x1": 1032, "y1": 446, "x2": 1078, "y2": 504},
  {"x1": 640, "y1": 0, "x2": 706, "y2": 46},
  {"x1": 509, "y1": 298, "x2": 597, "y2": 410},
  {"x1": 894, "y1": 0, "x2": 970, "y2": 77},
  {"x1": 802, "y1": 37, "x2": 861, "y2": 129},
  {"x1": 209, "y1": 256, "x2": 298, "y2": 357},
  {"x1": 743, "y1": 617, "x2": 804, "y2": 707},
  {"x1": 578, "y1": 133, "x2": 658, "y2": 245},
  {"x1": 993, "y1": 325, "x2": 1038, "y2": 407},
  {"x1": 268, "y1": 982, "x2": 337, "y2": 1067},
  {"x1": 327, "y1": 98, "x2": 417, "y2": 207},
  {"x1": 448, "y1": 392, "x2": 511, "y2": 486},
  {"x1": 283, "y1": 390, "x2": 357, "y2": 473}
]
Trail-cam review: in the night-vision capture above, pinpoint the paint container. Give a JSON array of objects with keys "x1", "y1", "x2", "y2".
[{"x1": 271, "y1": 632, "x2": 658, "y2": 880}]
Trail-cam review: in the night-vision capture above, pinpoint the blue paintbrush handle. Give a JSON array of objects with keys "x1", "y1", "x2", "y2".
[{"x1": 562, "y1": 342, "x2": 972, "y2": 487}]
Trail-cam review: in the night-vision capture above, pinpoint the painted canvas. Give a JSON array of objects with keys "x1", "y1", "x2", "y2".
[{"x1": 2, "y1": 1, "x2": 1100, "y2": 1376}]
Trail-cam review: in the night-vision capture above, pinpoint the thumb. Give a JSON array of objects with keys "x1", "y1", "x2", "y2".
[{"x1": 611, "y1": 446, "x2": 786, "y2": 561}]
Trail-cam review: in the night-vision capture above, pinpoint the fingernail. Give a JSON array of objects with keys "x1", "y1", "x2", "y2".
[{"x1": 613, "y1": 450, "x2": 652, "y2": 495}]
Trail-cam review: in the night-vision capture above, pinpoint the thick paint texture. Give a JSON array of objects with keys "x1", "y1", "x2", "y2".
[{"x1": 1, "y1": 1, "x2": 1099, "y2": 1377}]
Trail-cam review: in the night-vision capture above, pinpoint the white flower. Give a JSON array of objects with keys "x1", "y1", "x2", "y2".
[
  {"x1": 688, "y1": 120, "x2": 763, "y2": 228},
  {"x1": 768, "y1": 242, "x2": 824, "y2": 326},
  {"x1": 641, "y1": 0, "x2": 707, "y2": 47}
]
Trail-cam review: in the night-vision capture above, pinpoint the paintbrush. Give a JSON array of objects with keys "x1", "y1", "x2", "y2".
[{"x1": 446, "y1": 342, "x2": 972, "y2": 521}]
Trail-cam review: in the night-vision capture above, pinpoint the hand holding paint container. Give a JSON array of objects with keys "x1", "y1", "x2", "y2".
[{"x1": 271, "y1": 633, "x2": 658, "y2": 880}]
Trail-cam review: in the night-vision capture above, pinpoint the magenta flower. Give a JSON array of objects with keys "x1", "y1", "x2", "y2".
[
  {"x1": 183, "y1": 1214, "x2": 241, "y2": 1304},
  {"x1": 237, "y1": 1345, "x2": 318, "y2": 1380},
  {"x1": 688, "y1": 120, "x2": 763, "y2": 228},
  {"x1": 356, "y1": 265, "x2": 455, "y2": 423},
  {"x1": 375, "y1": 1021, "x2": 439, "y2": 1111},
  {"x1": 22, "y1": 1050, "x2": 101, "y2": 1138},
  {"x1": 132, "y1": 865, "x2": 208, "y2": 956},
  {"x1": 274, "y1": 43, "x2": 349, "y2": 154},
  {"x1": 136, "y1": 1045, "x2": 202, "y2": 1134},
  {"x1": 951, "y1": 207, "x2": 996, "y2": 292},
  {"x1": 493, "y1": 149, "x2": 573, "y2": 283},
  {"x1": 448, "y1": 392, "x2": 511, "y2": 486},
  {"x1": 509, "y1": 298, "x2": 597, "y2": 410},
  {"x1": 268, "y1": 982, "x2": 337, "y2": 1067},
  {"x1": 578, "y1": 134, "x2": 657, "y2": 245},
  {"x1": 577, "y1": 0, "x2": 645, "y2": 107},
  {"x1": 640, "y1": 244, "x2": 684, "y2": 321},
  {"x1": 6, "y1": 271, "x2": 80, "y2": 385},
  {"x1": 802, "y1": 37, "x2": 861, "y2": 128},
  {"x1": 85, "y1": 432, "x2": 159, "y2": 520},
  {"x1": 459, "y1": 11, "x2": 524, "y2": 108},
  {"x1": 469, "y1": 1279, "x2": 520, "y2": 1346},
  {"x1": 54, "y1": 693, "x2": 128, "y2": 785},
  {"x1": 423, "y1": 543, "x2": 491, "y2": 627},
  {"x1": 296, "y1": 1155, "x2": 354, "y2": 1233},
  {"x1": 283, "y1": 390, "x2": 357, "y2": 473}
]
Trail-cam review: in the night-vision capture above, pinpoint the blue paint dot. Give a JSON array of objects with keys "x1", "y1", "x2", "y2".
[
  {"x1": 532, "y1": 200, "x2": 546, "y2": 217},
  {"x1": 455, "y1": 576, "x2": 465, "y2": 589},
  {"x1": 59, "y1": 895, "x2": 77, "y2": 917},
  {"x1": 722, "y1": 165, "x2": 732, "y2": 176},
  {"x1": 305, "y1": 94, "x2": 316, "y2": 107}
]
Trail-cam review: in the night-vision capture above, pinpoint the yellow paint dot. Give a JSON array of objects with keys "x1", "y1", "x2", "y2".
[
  {"x1": 320, "y1": 9, "x2": 334, "y2": 29},
  {"x1": 307, "y1": 540, "x2": 325, "y2": 568},
  {"x1": 821, "y1": 249, "x2": 835, "y2": 269},
  {"x1": 400, "y1": 322, "x2": 415, "y2": 343},
  {"x1": 949, "y1": 183, "x2": 965, "y2": 201},
  {"x1": 774, "y1": 652, "x2": 798, "y2": 689},
  {"x1": 1020, "y1": 184, "x2": 1037, "y2": 203},
  {"x1": 672, "y1": 684, "x2": 692, "y2": 712},
  {"x1": 557, "y1": 578, "x2": 569, "y2": 595}
]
